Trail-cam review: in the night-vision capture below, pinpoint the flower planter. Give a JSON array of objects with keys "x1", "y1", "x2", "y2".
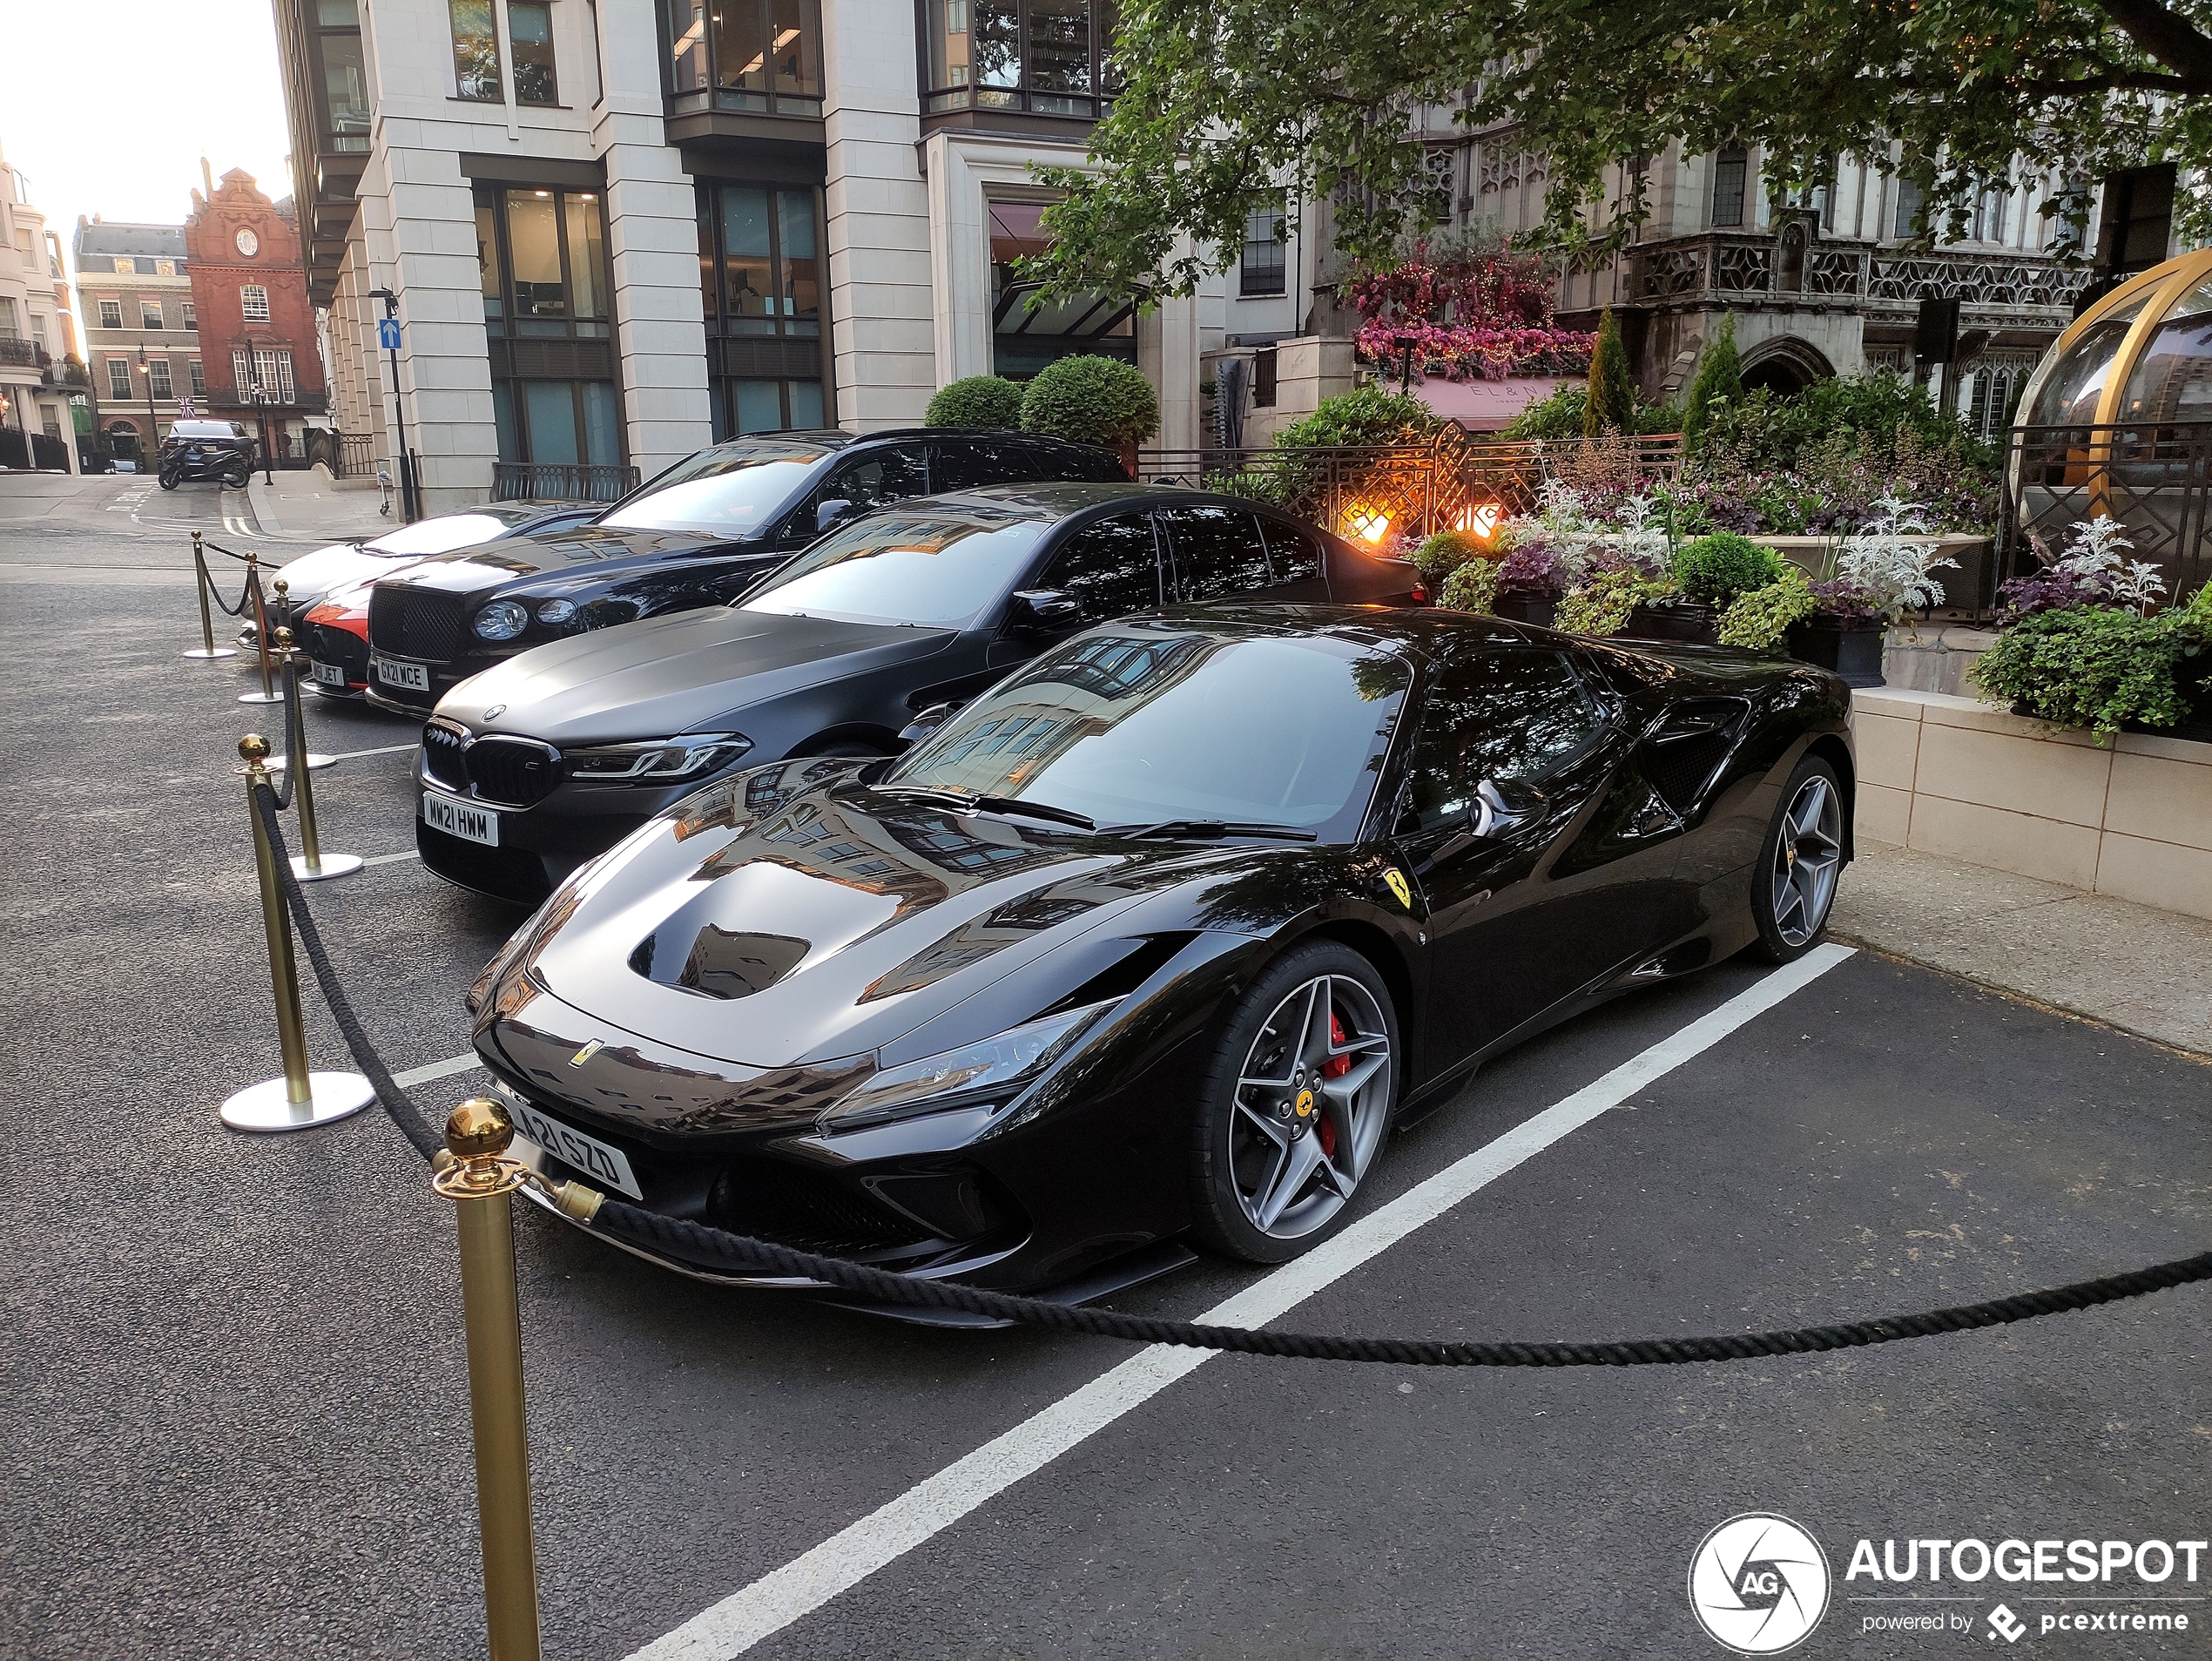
[
  {"x1": 1492, "y1": 591, "x2": 1558, "y2": 629},
  {"x1": 1786, "y1": 617, "x2": 1886, "y2": 688},
  {"x1": 1622, "y1": 600, "x2": 1718, "y2": 645}
]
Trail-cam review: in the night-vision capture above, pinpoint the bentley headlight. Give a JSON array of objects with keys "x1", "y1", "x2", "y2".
[
  {"x1": 566, "y1": 733, "x2": 752, "y2": 781},
  {"x1": 536, "y1": 598, "x2": 577, "y2": 625},
  {"x1": 473, "y1": 599, "x2": 530, "y2": 640},
  {"x1": 819, "y1": 1000, "x2": 1119, "y2": 1131}
]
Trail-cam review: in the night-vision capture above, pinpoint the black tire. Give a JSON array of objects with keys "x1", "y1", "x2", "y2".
[
  {"x1": 1188, "y1": 940, "x2": 1399, "y2": 1264},
  {"x1": 158, "y1": 469, "x2": 180, "y2": 490},
  {"x1": 224, "y1": 466, "x2": 251, "y2": 489},
  {"x1": 1750, "y1": 753, "x2": 1846, "y2": 963}
]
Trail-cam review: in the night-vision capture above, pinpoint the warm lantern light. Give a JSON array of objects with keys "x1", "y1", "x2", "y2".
[
  {"x1": 1341, "y1": 502, "x2": 1392, "y2": 544},
  {"x1": 1458, "y1": 501, "x2": 1504, "y2": 540}
]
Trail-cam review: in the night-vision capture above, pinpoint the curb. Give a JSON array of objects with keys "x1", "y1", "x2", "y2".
[{"x1": 246, "y1": 476, "x2": 283, "y2": 535}]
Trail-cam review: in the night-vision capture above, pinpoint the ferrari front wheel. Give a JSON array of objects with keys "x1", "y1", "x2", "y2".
[
  {"x1": 1189, "y1": 942, "x2": 1398, "y2": 1264},
  {"x1": 1752, "y1": 755, "x2": 1844, "y2": 962}
]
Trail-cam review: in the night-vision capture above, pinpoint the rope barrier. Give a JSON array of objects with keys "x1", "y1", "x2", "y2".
[
  {"x1": 250, "y1": 791, "x2": 2212, "y2": 1365},
  {"x1": 196, "y1": 551, "x2": 259, "y2": 618}
]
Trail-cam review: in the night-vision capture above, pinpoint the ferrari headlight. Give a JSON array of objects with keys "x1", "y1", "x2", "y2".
[
  {"x1": 565, "y1": 733, "x2": 752, "y2": 781},
  {"x1": 819, "y1": 999, "x2": 1119, "y2": 1131},
  {"x1": 473, "y1": 599, "x2": 530, "y2": 640}
]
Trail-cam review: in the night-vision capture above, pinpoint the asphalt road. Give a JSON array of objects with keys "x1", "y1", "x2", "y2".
[{"x1": 3, "y1": 474, "x2": 2207, "y2": 1661}]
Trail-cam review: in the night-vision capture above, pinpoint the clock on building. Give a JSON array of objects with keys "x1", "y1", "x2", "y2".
[{"x1": 235, "y1": 228, "x2": 259, "y2": 258}]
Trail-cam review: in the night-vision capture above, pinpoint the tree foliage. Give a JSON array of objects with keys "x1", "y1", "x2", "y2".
[
  {"x1": 1681, "y1": 314, "x2": 1743, "y2": 455},
  {"x1": 926, "y1": 375, "x2": 1027, "y2": 429},
  {"x1": 1019, "y1": 355, "x2": 1160, "y2": 445},
  {"x1": 1029, "y1": 0, "x2": 2212, "y2": 300},
  {"x1": 1582, "y1": 310, "x2": 1637, "y2": 436}
]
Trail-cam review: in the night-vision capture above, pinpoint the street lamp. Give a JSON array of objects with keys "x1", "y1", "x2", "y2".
[
  {"x1": 134, "y1": 347, "x2": 159, "y2": 469},
  {"x1": 246, "y1": 377, "x2": 276, "y2": 484}
]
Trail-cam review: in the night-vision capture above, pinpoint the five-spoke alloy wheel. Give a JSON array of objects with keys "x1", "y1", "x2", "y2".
[{"x1": 1754, "y1": 756, "x2": 1845, "y2": 962}]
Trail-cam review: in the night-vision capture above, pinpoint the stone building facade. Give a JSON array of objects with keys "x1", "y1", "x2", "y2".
[
  {"x1": 71, "y1": 219, "x2": 199, "y2": 463},
  {"x1": 185, "y1": 165, "x2": 328, "y2": 463},
  {"x1": 1, "y1": 145, "x2": 91, "y2": 471}
]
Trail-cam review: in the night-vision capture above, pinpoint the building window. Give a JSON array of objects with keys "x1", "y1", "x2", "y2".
[
  {"x1": 1711, "y1": 145, "x2": 1748, "y2": 229},
  {"x1": 107, "y1": 359, "x2": 132, "y2": 399},
  {"x1": 925, "y1": 0, "x2": 1115, "y2": 118},
  {"x1": 113, "y1": 258, "x2": 133, "y2": 274},
  {"x1": 0, "y1": 296, "x2": 17, "y2": 337},
  {"x1": 695, "y1": 182, "x2": 828, "y2": 436},
  {"x1": 1239, "y1": 208, "x2": 1286, "y2": 298},
  {"x1": 985, "y1": 198, "x2": 1134, "y2": 378},
  {"x1": 141, "y1": 301, "x2": 165, "y2": 330},
  {"x1": 190, "y1": 360, "x2": 206, "y2": 396},
  {"x1": 233, "y1": 348, "x2": 297, "y2": 402},
  {"x1": 240, "y1": 285, "x2": 270, "y2": 321},
  {"x1": 156, "y1": 260, "x2": 176, "y2": 277},
  {"x1": 1252, "y1": 347, "x2": 1278, "y2": 408},
  {"x1": 148, "y1": 360, "x2": 173, "y2": 398},
  {"x1": 509, "y1": 1, "x2": 558, "y2": 103},
  {"x1": 450, "y1": 0, "x2": 503, "y2": 99},
  {"x1": 318, "y1": 0, "x2": 372, "y2": 151},
  {"x1": 1893, "y1": 177, "x2": 1924, "y2": 240},
  {"x1": 1973, "y1": 186, "x2": 2008, "y2": 245},
  {"x1": 182, "y1": 301, "x2": 198, "y2": 331},
  {"x1": 98, "y1": 299, "x2": 123, "y2": 330},
  {"x1": 475, "y1": 183, "x2": 624, "y2": 466},
  {"x1": 668, "y1": 0, "x2": 823, "y2": 118}
]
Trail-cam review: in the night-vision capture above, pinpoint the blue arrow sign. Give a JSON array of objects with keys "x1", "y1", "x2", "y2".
[{"x1": 377, "y1": 317, "x2": 402, "y2": 351}]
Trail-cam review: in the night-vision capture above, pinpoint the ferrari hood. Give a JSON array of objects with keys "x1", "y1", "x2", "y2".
[
  {"x1": 386, "y1": 525, "x2": 733, "y2": 594},
  {"x1": 271, "y1": 543, "x2": 392, "y2": 609},
  {"x1": 442, "y1": 608, "x2": 959, "y2": 746}
]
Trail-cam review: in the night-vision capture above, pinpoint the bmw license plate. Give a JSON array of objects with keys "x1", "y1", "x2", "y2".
[
  {"x1": 373, "y1": 654, "x2": 430, "y2": 691},
  {"x1": 422, "y1": 790, "x2": 500, "y2": 847},
  {"x1": 312, "y1": 660, "x2": 347, "y2": 687},
  {"x1": 502, "y1": 1093, "x2": 644, "y2": 1199}
]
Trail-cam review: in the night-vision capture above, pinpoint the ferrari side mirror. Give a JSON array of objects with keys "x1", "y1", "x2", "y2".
[
  {"x1": 815, "y1": 497, "x2": 854, "y2": 533},
  {"x1": 1472, "y1": 777, "x2": 1547, "y2": 838},
  {"x1": 898, "y1": 701, "x2": 959, "y2": 747}
]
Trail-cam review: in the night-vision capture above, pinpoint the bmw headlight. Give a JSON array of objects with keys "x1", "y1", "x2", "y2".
[
  {"x1": 536, "y1": 598, "x2": 577, "y2": 625},
  {"x1": 473, "y1": 599, "x2": 530, "y2": 640},
  {"x1": 818, "y1": 999, "x2": 1119, "y2": 1131},
  {"x1": 565, "y1": 733, "x2": 752, "y2": 781}
]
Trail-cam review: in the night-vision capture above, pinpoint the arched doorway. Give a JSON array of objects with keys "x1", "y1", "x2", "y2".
[
  {"x1": 105, "y1": 419, "x2": 144, "y2": 463},
  {"x1": 1739, "y1": 337, "x2": 1835, "y2": 395}
]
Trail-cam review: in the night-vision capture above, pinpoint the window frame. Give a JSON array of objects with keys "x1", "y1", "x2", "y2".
[
  {"x1": 107, "y1": 359, "x2": 133, "y2": 399},
  {"x1": 1238, "y1": 207, "x2": 1287, "y2": 298},
  {"x1": 239, "y1": 285, "x2": 271, "y2": 321},
  {"x1": 449, "y1": 0, "x2": 505, "y2": 100},
  {"x1": 695, "y1": 179, "x2": 833, "y2": 438},
  {"x1": 920, "y1": 0, "x2": 1117, "y2": 120},
  {"x1": 141, "y1": 300, "x2": 165, "y2": 331},
  {"x1": 508, "y1": 0, "x2": 559, "y2": 105},
  {"x1": 189, "y1": 360, "x2": 206, "y2": 397},
  {"x1": 1710, "y1": 145, "x2": 1749, "y2": 230},
  {"x1": 147, "y1": 359, "x2": 173, "y2": 399},
  {"x1": 313, "y1": 0, "x2": 372, "y2": 152},
  {"x1": 667, "y1": 0, "x2": 825, "y2": 118},
  {"x1": 98, "y1": 299, "x2": 123, "y2": 331},
  {"x1": 472, "y1": 181, "x2": 627, "y2": 469}
]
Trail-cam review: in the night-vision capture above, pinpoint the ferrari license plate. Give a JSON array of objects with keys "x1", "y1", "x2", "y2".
[
  {"x1": 503, "y1": 1094, "x2": 644, "y2": 1199},
  {"x1": 312, "y1": 660, "x2": 347, "y2": 687},
  {"x1": 422, "y1": 791, "x2": 500, "y2": 847},
  {"x1": 373, "y1": 654, "x2": 430, "y2": 691}
]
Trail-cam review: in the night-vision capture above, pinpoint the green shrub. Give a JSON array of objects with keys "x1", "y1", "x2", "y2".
[
  {"x1": 1438, "y1": 557, "x2": 1503, "y2": 613},
  {"x1": 1204, "y1": 467, "x2": 1288, "y2": 507},
  {"x1": 1019, "y1": 355, "x2": 1159, "y2": 447},
  {"x1": 1556, "y1": 569, "x2": 1674, "y2": 638},
  {"x1": 1583, "y1": 309, "x2": 1637, "y2": 436},
  {"x1": 1271, "y1": 385, "x2": 1440, "y2": 451},
  {"x1": 925, "y1": 375, "x2": 1026, "y2": 429},
  {"x1": 1681, "y1": 314, "x2": 1743, "y2": 455},
  {"x1": 1414, "y1": 530, "x2": 1486, "y2": 589},
  {"x1": 1673, "y1": 531, "x2": 1784, "y2": 602},
  {"x1": 1717, "y1": 564, "x2": 1817, "y2": 652},
  {"x1": 1504, "y1": 381, "x2": 1680, "y2": 440},
  {"x1": 1970, "y1": 606, "x2": 2188, "y2": 737}
]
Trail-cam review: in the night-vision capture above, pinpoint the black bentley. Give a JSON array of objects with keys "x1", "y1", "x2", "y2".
[
  {"x1": 415, "y1": 483, "x2": 1416, "y2": 903},
  {"x1": 469, "y1": 607, "x2": 1854, "y2": 1311},
  {"x1": 362, "y1": 429, "x2": 1127, "y2": 716}
]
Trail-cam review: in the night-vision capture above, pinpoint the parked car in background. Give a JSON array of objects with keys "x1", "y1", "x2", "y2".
[
  {"x1": 362, "y1": 429, "x2": 1129, "y2": 718},
  {"x1": 158, "y1": 420, "x2": 255, "y2": 489},
  {"x1": 297, "y1": 579, "x2": 379, "y2": 699},
  {"x1": 466, "y1": 606, "x2": 1853, "y2": 1307},
  {"x1": 414, "y1": 483, "x2": 1419, "y2": 901}
]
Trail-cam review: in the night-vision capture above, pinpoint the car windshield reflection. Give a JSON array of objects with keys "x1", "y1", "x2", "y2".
[
  {"x1": 741, "y1": 505, "x2": 1052, "y2": 628},
  {"x1": 598, "y1": 438, "x2": 834, "y2": 536}
]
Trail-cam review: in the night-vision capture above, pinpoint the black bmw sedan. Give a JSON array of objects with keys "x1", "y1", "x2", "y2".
[
  {"x1": 415, "y1": 483, "x2": 1416, "y2": 903},
  {"x1": 362, "y1": 429, "x2": 1126, "y2": 716},
  {"x1": 468, "y1": 607, "x2": 1854, "y2": 1309}
]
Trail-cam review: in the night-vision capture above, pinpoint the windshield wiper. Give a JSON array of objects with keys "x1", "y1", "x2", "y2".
[
  {"x1": 874, "y1": 786, "x2": 1096, "y2": 831},
  {"x1": 1106, "y1": 820, "x2": 1318, "y2": 842}
]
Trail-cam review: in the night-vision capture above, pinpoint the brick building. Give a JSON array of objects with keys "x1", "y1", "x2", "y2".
[
  {"x1": 185, "y1": 165, "x2": 327, "y2": 462},
  {"x1": 71, "y1": 218, "x2": 194, "y2": 464}
]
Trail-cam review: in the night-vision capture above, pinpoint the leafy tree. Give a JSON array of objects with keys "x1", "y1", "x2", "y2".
[
  {"x1": 1681, "y1": 314, "x2": 1743, "y2": 456},
  {"x1": 1270, "y1": 385, "x2": 1440, "y2": 450},
  {"x1": 1582, "y1": 310, "x2": 1637, "y2": 437},
  {"x1": 1028, "y1": 0, "x2": 2212, "y2": 300},
  {"x1": 1019, "y1": 355, "x2": 1160, "y2": 447},
  {"x1": 926, "y1": 375, "x2": 1026, "y2": 429}
]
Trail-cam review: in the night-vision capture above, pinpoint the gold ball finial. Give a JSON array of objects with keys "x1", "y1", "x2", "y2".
[
  {"x1": 273, "y1": 575, "x2": 289, "y2": 597},
  {"x1": 273, "y1": 625, "x2": 295, "y2": 652},
  {"x1": 239, "y1": 733, "x2": 271, "y2": 762},
  {"x1": 446, "y1": 1097, "x2": 514, "y2": 1159}
]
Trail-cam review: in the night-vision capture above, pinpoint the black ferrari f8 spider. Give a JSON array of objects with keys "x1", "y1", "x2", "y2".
[{"x1": 469, "y1": 606, "x2": 1853, "y2": 1313}]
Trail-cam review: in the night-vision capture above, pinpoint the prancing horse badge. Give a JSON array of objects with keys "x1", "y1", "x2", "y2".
[
  {"x1": 1383, "y1": 868, "x2": 1413, "y2": 909},
  {"x1": 569, "y1": 1040, "x2": 604, "y2": 1067}
]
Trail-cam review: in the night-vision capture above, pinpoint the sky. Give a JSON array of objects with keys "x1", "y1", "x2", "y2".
[{"x1": 4, "y1": 0, "x2": 294, "y2": 262}]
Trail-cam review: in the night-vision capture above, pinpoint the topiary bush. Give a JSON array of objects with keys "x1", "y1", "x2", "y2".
[
  {"x1": 926, "y1": 375, "x2": 1026, "y2": 429},
  {"x1": 1413, "y1": 530, "x2": 1487, "y2": 590},
  {"x1": 1019, "y1": 355, "x2": 1159, "y2": 448},
  {"x1": 1672, "y1": 530, "x2": 1786, "y2": 602},
  {"x1": 1681, "y1": 313, "x2": 1743, "y2": 456},
  {"x1": 1582, "y1": 308, "x2": 1637, "y2": 436},
  {"x1": 1270, "y1": 384, "x2": 1440, "y2": 451}
]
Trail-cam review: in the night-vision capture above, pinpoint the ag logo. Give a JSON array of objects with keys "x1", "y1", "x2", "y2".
[
  {"x1": 1688, "y1": 1514, "x2": 1830, "y2": 1654},
  {"x1": 1381, "y1": 868, "x2": 1412, "y2": 908}
]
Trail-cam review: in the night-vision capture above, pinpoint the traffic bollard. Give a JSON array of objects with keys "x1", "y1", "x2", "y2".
[
  {"x1": 433, "y1": 1098, "x2": 545, "y2": 1661},
  {"x1": 267, "y1": 620, "x2": 338, "y2": 774},
  {"x1": 239, "y1": 559, "x2": 284, "y2": 706},
  {"x1": 184, "y1": 531, "x2": 239, "y2": 661},
  {"x1": 272, "y1": 628, "x2": 359, "y2": 879},
  {"x1": 218, "y1": 734, "x2": 374, "y2": 1132}
]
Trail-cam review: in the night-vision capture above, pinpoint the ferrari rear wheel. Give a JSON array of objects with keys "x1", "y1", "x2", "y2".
[
  {"x1": 1752, "y1": 755, "x2": 1844, "y2": 962},
  {"x1": 1189, "y1": 942, "x2": 1397, "y2": 1263}
]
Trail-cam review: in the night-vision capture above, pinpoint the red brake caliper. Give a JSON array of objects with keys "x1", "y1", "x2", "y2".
[{"x1": 1318, "y1": 1010, "x2": 1352, "y2": 1158}]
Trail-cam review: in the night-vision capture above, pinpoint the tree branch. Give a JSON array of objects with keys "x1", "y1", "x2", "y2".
[{"x1": 2092, "y1": 0, "x2": 2212, "y2": 86}]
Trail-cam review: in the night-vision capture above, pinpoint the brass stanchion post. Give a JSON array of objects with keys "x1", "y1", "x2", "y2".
[
  {"x1": 219, "y1": 734, "x2": 374, "y2": 1131},
  {"x1": 184, "y1": 531, "x2": 239, "y2": 661},
  {"x1": 239, "y1": 557, "x2": 284, "y2": 705},
  {"x1": 433, "y1": 1098, "x2": 544, "y2": 1661},
  {"x1": 272, "y1": 627, "x2": 359, "y2": 879}
]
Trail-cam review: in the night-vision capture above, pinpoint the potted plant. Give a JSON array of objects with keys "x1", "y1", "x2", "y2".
[
  {"x1": 1491, "y1": 537, "x2": 1568, "y2": 626},
  {"x1": 1638, "y1": 530, "x2": 1787, "y2": 645},
  {"x1": 1787, "y1": 496, "x2": 1957, "y2": 686}
]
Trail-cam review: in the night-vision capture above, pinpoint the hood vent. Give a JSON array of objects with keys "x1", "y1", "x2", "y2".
[{"x1": 631, "y1": 926, "x2": 810, "y2": 1000}]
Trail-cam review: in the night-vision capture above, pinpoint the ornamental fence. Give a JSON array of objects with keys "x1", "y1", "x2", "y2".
[
  {"x1": 492, "y1": 461, "x2": 641, "y2": 503},
  {"x1": 1998, "y1": 420, "x2": 2212, "y2": 602}
]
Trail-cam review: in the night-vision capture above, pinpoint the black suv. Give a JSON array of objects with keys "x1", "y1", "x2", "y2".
[{"x1": 363, "y1": 429, "x2": 1126, "y2": 716}]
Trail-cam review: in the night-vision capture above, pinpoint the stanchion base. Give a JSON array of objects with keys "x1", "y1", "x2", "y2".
[
  {"x1": 220, "y1": 1071, "x2": 377, "y2": 1132},
  {"x1": 183, "y1": 647, "x2": 240, "y2": 660},
  {"x1": 267, "y1": 753, "x2": 337, "y2": 772},
  {"x1": 237, "y1": 691, "x2": 286, "y2": 706},
  {"x1": 291, "y1": 853, "x2": 364, "y2": 881}
]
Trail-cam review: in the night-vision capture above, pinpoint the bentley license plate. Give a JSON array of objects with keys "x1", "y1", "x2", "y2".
[
  {"x1": 373, "y1": 655, "x2": 430, "y2": 691},
  {"x1": 422, "y1": 791, "x2": 500, "y2": 847},
  {"x1": 503, "y1": 1095, "x2": 644, "y2": 1199}
]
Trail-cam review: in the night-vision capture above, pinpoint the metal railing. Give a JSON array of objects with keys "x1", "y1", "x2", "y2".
[
  {"x1": 1633, "y1": 233, "x2": 2088, "y2": 322},
  {"x1": 332, "y1": 433, "x2": 376, "y2": 478},
  {"x1": 42, "y1": 357, "x2": 90, "y2": 389},
  {"x1": 492, "y1": 462, "x2": 641, "y2": 503},
  {"x1": 0, "y1": 337, "x2": 45, "y2": 368},
  {"x1": 1999, "y1": 420, "x2": 2212, "y2": 601}
]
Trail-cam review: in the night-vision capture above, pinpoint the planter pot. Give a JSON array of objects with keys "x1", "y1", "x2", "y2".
[
  {"x1": 1786, "y1": 617, "x2": 1886, "y2": 688},
  {"x1": 1622, "y1": 600, "x2": 1718, "y2": 645},
  {"x1": 1492, "y1": 591, "x2": 1557, "y2": 629}
]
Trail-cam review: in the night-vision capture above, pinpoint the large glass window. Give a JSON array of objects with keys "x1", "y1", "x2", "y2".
[
  {"x1": 987, "y1": 199, "x2": 1135, "y2": 378},
  {"x1": 1710, "y1": 146, "x2": 1748, "y2": 229},
  {"x1": 926, "y1": 0, "x2": 1116, "y2": 117},
  {"x1": 1239, "y1": 207, "x2": 1285, "y2": 297},
  {"x1": 668, "y1": 0, "x2": 823, "y2": 117},
  {"x1": 98, "y1": 300, "x2": 122, "y2": 330},
  {"x1": 474, "y1": 183, "x2": 621, "y2": 468},
  {"x1": 696, "y1": 182, "x2": 830, "y2": 436},
  {"x1": 320, "y1": 25, "x2": 370, "y2": 151},
  {"x1": 509, "y1": 0, "x2": 557, "y2": 104},
  {"x1": 450, "y1": 0, "x2": 502, "y2": 99},
  {"x1": 147, "y1": 361, "x2": 173, "y2": 398}
]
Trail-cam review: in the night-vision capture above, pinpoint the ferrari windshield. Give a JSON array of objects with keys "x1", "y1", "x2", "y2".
[
  {"x1": 741, "y1": 504, "x2": 1053, "y2": 628},
  {"x1": 885, "y1": 625, "x2": 1410, "y2": 835},
  {"x1": 598, "y1": 438, "x2": 833, "y2": 536}
]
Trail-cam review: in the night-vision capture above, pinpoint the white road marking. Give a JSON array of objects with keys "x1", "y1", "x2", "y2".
[
  {"x1": 306, "y1": 742, "x2": 420, "y2": 764},
  {"x1": 361, "y1": 849, "x2": 421, "y2": 868},
  {"x1": 393, "y1": 1052, "x2": 482, "y2": 1089},
  {"x1": 626, "y1": 942, "x2": 1858, "y2": 1660}
]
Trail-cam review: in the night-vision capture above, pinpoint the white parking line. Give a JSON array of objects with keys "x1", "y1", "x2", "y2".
[
  {"x1": 361, "y1": 849, "x2": 421, "y2": 868},
  {"x1": 626, "y1": 942, "x2": 1858, "y2": 1660},
  {"x1": 393, "y1": 1052, "x2": 482, "y2": 1089},
  {"x1": 310, "y1": 742, "x2": 420, "y2": 764}
]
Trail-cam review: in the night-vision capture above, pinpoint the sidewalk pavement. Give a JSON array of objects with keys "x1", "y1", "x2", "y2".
[
  {"x1": 246, "y1": 464, "x2": 393, "y2": 544},
  {"x1": 1831, "y1": 839, "x2": 2212, "y2": 1057}
]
